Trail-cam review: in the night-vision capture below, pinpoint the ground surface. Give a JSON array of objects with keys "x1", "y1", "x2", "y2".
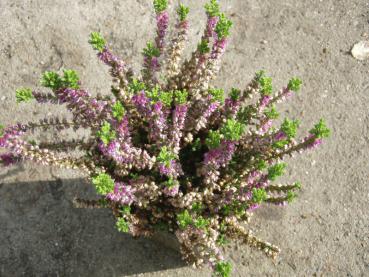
[{"x1": 0, "y1": 0, "x2": 368, "y2": 276}]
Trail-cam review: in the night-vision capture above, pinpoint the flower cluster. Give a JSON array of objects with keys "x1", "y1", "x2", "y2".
[{"x1": 0, "y1": 1, "x2": 330, "y2": 276}]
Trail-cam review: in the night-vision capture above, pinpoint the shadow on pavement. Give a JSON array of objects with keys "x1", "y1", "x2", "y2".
[{"x1": 0, "y1": 178, "x2": 185, "y2": 276}]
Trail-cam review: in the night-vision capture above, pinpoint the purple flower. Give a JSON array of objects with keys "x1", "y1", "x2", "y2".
[
  {"x1": 258, "y1": 119, "x2": 273, "y2": 135},
  {"x1": 97, "y1": 48, "x2": 125, "y2": 77},
  {"x1": 303, "y1": 134, "x2": 323, "y2": 150},
  {"x1": 206, "y1": 16, "x2": 219, "y2": 39},
  {"x1": 0, "y1": 153, "x2": 19, "y2": 166},
  {"x1": 158, "y1": 160, "x2": 183, "y2": 178},
  {"x1": 259, "y1": 96, "x2": 271, "y2": 112},
  {"x1": 156, "y1": 11, "x2": 169, "y2": 51},
  {"x1": 106, "y1": 182, "x2": 136, "y2": 205},
  {"x1": 163, "y1": 184, "x2": 180, "y2": 197},
  {"x1": 149, "y1": 101, "x2": 167, "y2": 143},
  {"x1": 274, "y1": 131, "x2": 287, "y2": 141}
]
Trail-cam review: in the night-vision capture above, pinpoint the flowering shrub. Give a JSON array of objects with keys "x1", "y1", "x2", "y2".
[{"x1": 0, "y1": 0, "x2": 330, "y2": 276}]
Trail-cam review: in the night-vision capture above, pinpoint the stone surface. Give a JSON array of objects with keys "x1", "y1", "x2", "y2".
[
  {"x1": 351, "y1": 40, "x2": 369, "y2": 60},
  {"x1": 0, "y1": 0, "x2": 368, "y2": 276}
]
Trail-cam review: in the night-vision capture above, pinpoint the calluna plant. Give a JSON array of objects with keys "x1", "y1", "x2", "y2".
[{"x1": 0, "y1": 1, "x2": 330, "y2": 276}]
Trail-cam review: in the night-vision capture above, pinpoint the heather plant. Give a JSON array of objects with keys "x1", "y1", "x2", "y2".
[{"x1": 0, "y1": 1, "x2": 330, "y2": 276}]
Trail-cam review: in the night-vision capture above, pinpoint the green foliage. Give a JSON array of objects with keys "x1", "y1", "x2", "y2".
[
  {"x1": 286, "y1": 190, "x2": 297, "y2": 203},
  {"x1": 116, "y1": 217, "x2": 130, "y2": 233},
  {"x1": 272, "y1": 139, "x2": 289, "y2": 149},
  {"x1": 194, "y1": 216, "x2": 210, "y2": 229},
  {"x1": 209, "y1": 88, "x2": 225, "y2": 103},
  {"x1": 264, "y1": 105, "x2": 279, "y2": 119},
  {"x1": 252, "y1": 188, "x2": 267, "y2": 204},
  {"x1": 230, "y1": 88, "x2": 241, "y2": 101},
  {"x1": 294, "y1": 181, "x2": 302, "y2": 189},
  {"x1": 120, "y1": 205, "x2": 131, "y2": 215},
  {"x1": 237, "y1": 105, "x2": 255, "y2": 122},
  {"x1": 281, "y1": 118, "x2": 300, "y2": 139},
  {"x1": 143, "y1": 42, "x2": 160, "y2": 58},
  {"x1": 0, "y1": 124, "x2": 4, "y2": 137},
  {"x1": 205, "y1": 0, "x2": 220, "y2": 17},
  {"x1": 216, "y1": 234, "x2": 228, "y2": 246},
  {"x1": 147, "y1": 85, "x2": 173, "y2": 107},
  {"x1": 177, "y1": 4, "x2": 189, "y2": 21},
  {"x1": 62, "y1": 69, "x2": 80, "y2": 89},
  {"x1": 15, "y1": 88, "x2": 34, "y2": 103},
  {"x1": 89, "y1": 32, "x2": 106, "y2": 52},
  {"x1": 191, "y1": 138, "x2": 202, "y2": 151},
  {"x1": 97, "y1": 121, "x2": 116, "y2": 145},
  {"x1": 215, "y1": 13, "x2": 233, "y2": 39},
  {"x1": 256, "y1": 160, "x2": 267, "y2": 170},
  {"x1": 198, "y1": 40, "x2": 210, "y2": 54},
  {"x1": 129, "y1": 79, "x2": 146, "y2": 93},
  {"x1": 157, "y1": 146, "x2": 176, "y2": 166},
  {"x1": 258, "y1": 74, "x2": 273, "y2": 96},
  {"x1": 206, "y1": 130, "x2": 221, "y2": 149},
  {"x1": 309, "y1": 118, "x2": 330, "y2": 138},
  {"x1": 267, "y1": 163, "x2": 287, "y2": 181},
  {"x1": 221, "y1": 119, "x2": 245, "y2": 141},
  {"x1": 153, "y1": 0, "x2": 168, "y2": 13},
  {"x1": 112, "y1": 101, "x2": 125, "y2": 121},
  {"x1": 174, "y1": 90, "x2": 188, "y2": 104},
  {"x1": 191, "y1": 202, "x2": 204, "y2": 213},
  {"x1": 41, "y1": 71, "x2": 62, "y2": 90},
  {"x1": 214, "y1": 261, "x2": 232, "y2": 277},
  {"x1": 92, "y1": 173, "x2": 115, "y2": 195},
  {"x1": 288, "y1": 77, "x2": 302, "y2": 92},
  {"x1": 177, "y1": 210, "x2": 193, "y2": 229}
]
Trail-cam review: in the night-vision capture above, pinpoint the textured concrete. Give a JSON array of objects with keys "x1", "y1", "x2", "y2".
[{"x1": 0, "y1": 0, "x2": 368, "y2": 276}]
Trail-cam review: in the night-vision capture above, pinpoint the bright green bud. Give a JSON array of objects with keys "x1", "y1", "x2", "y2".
[
  {"x1": 92, "y1": 173, "x2": 115, "y2": 195},
  {"x1": 143, "y1": 42, "x2": 160, "y2": 58},
  {"x1": 16, "y1": 88, "x2": 34, "y2": 103},
  {"x1": 97, "y1": 121, "x2": 116, "y2": 145},
  {"x1": 268, "y1": 163, "x2": 287, "y2": 181},
  {"x1": 116, "y1": 217, "x2": 130, "y2": 233},
  {"x1": 174, "y1": 90, "x2": 188, "y2": 104},
  {"x1": 0, "y1": 124, "x2": 4, "y2": 137},
  {"x1": 89, "y1": 32, "x2": 106, "y2": 52},
  {"x1": 62, "y1": 69, "x2": 80, "y2": 89},
  {"x1": 153, "y1": 0, "x2": 168, "y2": 13},
  {"x1": 157, "y1": 146, "x2": 176, "y2": 166},
  {"x1": 286, "y1": 190, "x2": 297, "y2": 203},
  {"x1": 230, "y1": 88, "x2": 241, "y2": 101},
  {"x1": 205, "y1": 0, "x2": 220, "y2": 17},
  {"x1": 177, "y1": 210, "x2": 192, "y2": 229},
  {"x1": 209, "y1": 88, "x2": 225, "y2": 103},
  {"x1": 281, "y1": 118, "x2": 300, "y2": 139},
  {"x1": 272, "y1": 139, "x2": 289, "y2": 149},
  {"x1": 252, "y1": 188, "x2": 267, "y2": 204},
  {"x1": 264, "y1": 105, "x2": 279, "y2": 119},
  {"x1": 259, "y1": 76, "x2": 273, "y2": 96},
  {"x1": 256, "y1": 160, "x2": 267, "y2": 170},
  {"x1": 288, "y1": 77, "x2": 302, "y2": 92},
  {"x1": 206, "y1": 130, "x2": 221, "y2": 149},
  {"x1": 41, "y1": 71, "x2": 62, "y2": 90},
  {"x1": 158, "y1": 91, "x2": 173, "y2": 107},
  {"x1": 309, "y1": 118, "x2": 330, "y2": 138},
  {"x1": 198, "y1": 40, "x2": 210, "y2": 54},
  {"x1": 194, "y1": 216, "x2": 210, "y2": 229},
  {"x1": 214, "y1": 261, "x2": 232, "y2": 277},
  {"x1": 221, "y1": 119, "x2": 245, "y2": 141},
  {"x1": 112, "y1": 101, "x2": 125, "y2": 121},
  {"x1": 129, "y1": 79, "x2": 146, "y2": 93},
  {"x1": 215, "y1": 13, "x2": 233, "y2": 39},
  {"x1": 177, "y1": 4, "x2": 189, "y2": 21},
  {"x1": 120, "y1": 205, "x2": 131, "y2": 215},
  {"x1": 191, "y1": 138, "x2": 202, "y2": 151},
  {"x1": 294, "y1": 181, "x2": 302, "y2": 189}
]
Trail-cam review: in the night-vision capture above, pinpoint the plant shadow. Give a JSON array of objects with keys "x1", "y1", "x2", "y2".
[{"x1": 0, "y1": 178, "x2": 185, "y2": 277}]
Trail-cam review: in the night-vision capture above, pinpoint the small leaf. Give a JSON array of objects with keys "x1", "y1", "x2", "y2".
[
  {"x1": 177, "y1": 4, "x2": 189, "y2": 21},
  {"x1": 16, "y1": 88, "x2": 34, "y2": 103},
  {"x1": 89, "y1": 32, "x2": 106, "y2": 52},
  {"x1": 92, "y1": 173, "x2": 115, "y2": 195}
]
